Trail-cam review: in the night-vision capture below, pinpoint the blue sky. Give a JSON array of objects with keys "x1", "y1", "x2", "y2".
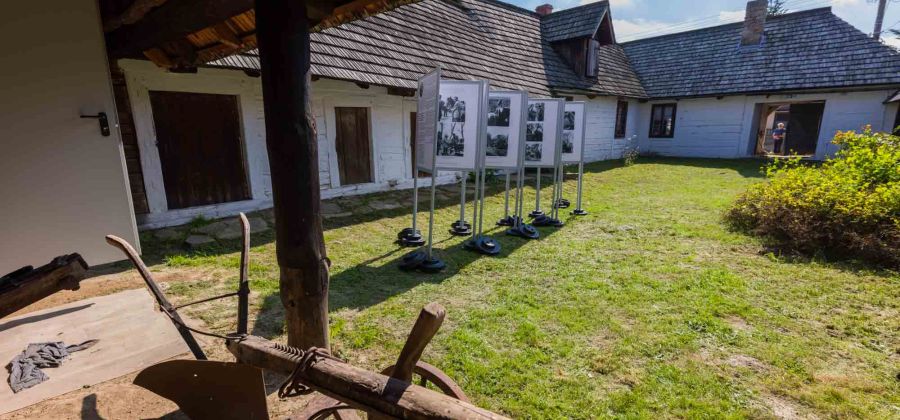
[{"x1": 507, "y1": 0, "x2": 900, "y2": 47}]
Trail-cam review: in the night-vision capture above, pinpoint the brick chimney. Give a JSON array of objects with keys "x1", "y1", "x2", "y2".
[
  {"x1": 740, "y1": 0, "x2": 767, "y2": 46},
  {"x1": 535, "y1": 4, "x2": 553, "y2": 16}
]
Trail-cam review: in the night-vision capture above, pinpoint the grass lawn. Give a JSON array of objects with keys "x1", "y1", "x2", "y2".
[{"x1": 144, "y1": 158, "x2": 899, "y2": 419}]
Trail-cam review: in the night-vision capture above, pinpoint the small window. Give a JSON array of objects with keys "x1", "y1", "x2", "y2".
[
  {"x1": 649, "y1": 103, "x2": 677, "y2": 138},
  {"x1": 614, "y1": 101, "x2": 628, "y2": 138}
]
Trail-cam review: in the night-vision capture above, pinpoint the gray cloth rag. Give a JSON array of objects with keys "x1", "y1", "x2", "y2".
[{"x1": 7, "y1": 340, "x2": 98, "y2": 393}]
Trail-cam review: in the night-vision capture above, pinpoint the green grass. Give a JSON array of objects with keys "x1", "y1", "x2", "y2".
[{"x1": 151, "y1": 158, "x2": 899, "y2": 419}]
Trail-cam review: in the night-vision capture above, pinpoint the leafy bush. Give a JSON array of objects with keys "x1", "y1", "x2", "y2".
[{"x1": 726, "y1": 128, "x2": 900, "y2": 268}]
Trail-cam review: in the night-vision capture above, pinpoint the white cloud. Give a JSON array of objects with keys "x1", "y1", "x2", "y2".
[
  {"x1": 613, "y1": 18, "x2": 678, "y2": 41},
  {"x1": 883, "y1": 36, "x2": 900, "y2": 50},
  {"x1": 718, "y1": 10, "x2": 745, "y2": 23}
]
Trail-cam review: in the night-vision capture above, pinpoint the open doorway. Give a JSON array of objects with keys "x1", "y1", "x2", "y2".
[{"x1": 753, "y1": 101, "x2": 825, "y2": 157}]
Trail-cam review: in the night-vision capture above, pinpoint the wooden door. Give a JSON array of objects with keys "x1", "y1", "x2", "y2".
[
  {"x1": 149, "y1": 91, "x2": 251, "y2": 209},
  {"x1": 334, "y1": 107, "x2": 373, "y2": 185},
  {"x1": 786, "y1": 102, "x2": 825, "y2": 156}
]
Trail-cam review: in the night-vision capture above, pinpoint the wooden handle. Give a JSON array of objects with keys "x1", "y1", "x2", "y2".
[{"x1": 391, "y1": 302, "x2": 445, "y2": 382}]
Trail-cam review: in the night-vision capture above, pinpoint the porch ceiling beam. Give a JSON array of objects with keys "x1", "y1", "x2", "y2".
[{"x1": 105, "y1": 0, "x2": 254, "y2": 59}]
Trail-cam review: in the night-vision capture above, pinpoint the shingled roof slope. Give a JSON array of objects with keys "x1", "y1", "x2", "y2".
[
  {"x1": 622, "y1": 7, "x2": 900, "y2": 98},
  {"x1": 541, "y1": 1, "x2": 608, "y2": 43},
  {"x1": 210, "y1": 0, "x2": 647, "y2": 98}
]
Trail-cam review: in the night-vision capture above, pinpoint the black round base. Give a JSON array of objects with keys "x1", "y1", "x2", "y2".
[
  {"x1": 547, "y1": 218, "x2": 564, "y2": 227},
  {"x1": 531, "y1": 215, "x2": 552, "y2": 226},
  {"x1": 398, "y1": 233, "x2": 425, "y2": 247},
  {"x1": 528, "y1": 210, "x2": 544, "y2": 218},
  {"x1": 397, "y1": 227, "x2": 417, "y2": 240},
  {"x1": 449, "y1": 220, "x2": 473, "y2": 236},
  {"x1": 398, "y1": 250, "x2": 427, "y2": 271},
  {"x1": 419, "y1": 257, "x2": 447, "y2": 273},
  {"x1": 464, "y1": 236, "x2": 501, "y2": 256},
  {"x1": 496, "y1": 215, "x2": 520, "y2": 227},
  {"x1": 554, "y1": 199, "x2": 571, "y2": 209},
  {"x1": 571, "y1": 209, "x2": 588, "y2": 216},
  {"x1": 506, "y1": 224, "x2": 540, "y2": 239}
]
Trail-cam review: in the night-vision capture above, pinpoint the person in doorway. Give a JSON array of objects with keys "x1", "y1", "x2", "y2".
[{"x1": 772, "y1": 122, "x2": 786, "y2": 155}]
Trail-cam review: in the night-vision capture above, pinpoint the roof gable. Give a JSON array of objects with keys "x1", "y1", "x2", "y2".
[
  {"x1": 622, "y1": 7, "x2": 900, "y2": 98},
  {"x1": 541, "y1": 1, "x2": 609, "y2": 43}
]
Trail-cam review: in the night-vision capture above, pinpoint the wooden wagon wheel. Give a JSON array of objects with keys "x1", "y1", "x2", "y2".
[
  {"x1": 288, "y1": 303, "x2": 468, "y2": 420},
  {"x1": 293, "y1": 361, "x2": 467, "y2": 419}
]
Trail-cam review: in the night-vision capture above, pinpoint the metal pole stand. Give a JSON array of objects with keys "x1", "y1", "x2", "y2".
[
  {"x1": 554, "y1": 164, "x2": 570, "y2": 209},
  {"x1": 506, "y1": 164, "x2": 539, "y2": 239},
  {"x1": 398, "y1": 172, "x2": 425, "y2": 246},
  {"x1": 496, "y1": 173, "x2": 517, "y2": 226},
  {"x1": 571, "y1": 162, "x2": 588, "y2": 216},
  {"x1": 449, "y1": 173, "x2": 473, "y2": 236},
  {"x1": 528, "y1": 167, "x2": 544, "y2": 218}
]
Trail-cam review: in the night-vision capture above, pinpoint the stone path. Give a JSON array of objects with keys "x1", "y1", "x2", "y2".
[{"x1": 145, "y1": 183, "x2": 482, "y2": 250}]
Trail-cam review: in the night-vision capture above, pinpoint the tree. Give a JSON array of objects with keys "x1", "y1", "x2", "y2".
[{"x1": 767, "y1": 0, "x2": 788, "y2": 16}]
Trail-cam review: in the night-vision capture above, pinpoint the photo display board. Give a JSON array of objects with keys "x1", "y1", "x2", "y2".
[
  {"x1": 485, "y1": 91, "x2": 527, "y2": 170},
  {"x1": 524, "y1": 98, "x2": 564, "y2": 168},
  {"x1": 415, "y1": 68, "x2": 441, "y2": 173},
  {"x1": 433, "y1": 80, "x2": 487, "y2": 171},
  {"x1": 561, "y1": 102, "x2": 586, "y2": 164}
]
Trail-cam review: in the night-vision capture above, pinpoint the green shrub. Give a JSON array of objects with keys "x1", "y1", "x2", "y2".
[{"x1": 725, "y1": 128, "x2": 900, "y2": 268}]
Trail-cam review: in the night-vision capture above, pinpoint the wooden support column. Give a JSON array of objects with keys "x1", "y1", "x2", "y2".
[{"x1": 256, "y1": 0, "x2": 329, "y2": 349}]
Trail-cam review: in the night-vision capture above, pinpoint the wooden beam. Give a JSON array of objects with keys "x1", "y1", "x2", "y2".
[
  {"x1": 143, "y1": 47, "x2": 173, "y2": 68},
  {"x1": 227, "y1": 335, "x2": 509, "y2": 419},
  {"x1": 256, "y1": 0, "x2": 330, "y2": 349},
  {"x1": 103, "y1": 0, "x2": 169, "y2": 33},
  {"x1": 0, "y1": 254, "x2": 88, "y2": 319},
  {"x1": 213, "y1": 22, "x2": 242, "y2": 48},
  {"x1": 105, "y1": 0, "x2": 254, "y2": 59}
]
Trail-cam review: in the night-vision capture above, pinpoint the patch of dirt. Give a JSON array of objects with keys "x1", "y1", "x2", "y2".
[
  {"x1": 761, "y1": 394, "x2": 819, "y2": 420},
  {"x1": 726, "y1": 354, "x2": 769, "y2": 372},
  {"x1": 724, "y1": 315, "x2": 752, "y2": 332}
]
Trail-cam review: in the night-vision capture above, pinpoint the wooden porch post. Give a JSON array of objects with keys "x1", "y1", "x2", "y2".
[{"x1": 255, "y1": 0, "x2": 329, "y2": 349}]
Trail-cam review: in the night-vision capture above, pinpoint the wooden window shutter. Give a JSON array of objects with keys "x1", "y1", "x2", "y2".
[{"x1": 586, "y1": 39, "x2": 599, "y2": 78}]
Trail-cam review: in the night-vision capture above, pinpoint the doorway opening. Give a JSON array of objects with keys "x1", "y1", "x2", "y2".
[
  {"x1": 334, "y1": 107, "x2": 373, "y2": 185},
  {"x1": 149, "y1": 91, "x2": 251, "y2": 210},
  {"x1": 753, "y1": 101, "x2": 825, "y2": 157}
]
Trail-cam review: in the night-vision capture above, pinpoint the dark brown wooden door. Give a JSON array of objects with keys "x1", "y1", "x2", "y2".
[
  {"x1": 149, "y1": 91, "x2": 250, "y2": 209},
  {"x1": 786, "y1": 102, "x2": 825, "y2": 156},
  {"x1": 334, "y1": 107, "x2": 373, "y2": 185}
]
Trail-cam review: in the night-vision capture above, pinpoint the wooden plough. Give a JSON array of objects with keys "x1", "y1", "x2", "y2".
[
  {"x1": 108, "y1": 214, "x2": 507, "y2": 419},
  {"x1": 0, "y1": 254, "x2": 89, "y2": 319}
]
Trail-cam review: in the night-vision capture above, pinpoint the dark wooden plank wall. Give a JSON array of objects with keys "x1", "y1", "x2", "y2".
[
  {"x1": 110, "y1": 63, "x2": 150, "y2": 214},
  {"x1": 149, "y1": 91, "x2": 251, "y2": 209},
  {"x1": 334, "y1": 107, "x2": 372, "y2": 185}
]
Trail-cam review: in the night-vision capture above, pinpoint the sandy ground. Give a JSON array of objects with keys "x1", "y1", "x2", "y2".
[{"x1": 1, "y1": 267, "x2": 317, "y2": 420}]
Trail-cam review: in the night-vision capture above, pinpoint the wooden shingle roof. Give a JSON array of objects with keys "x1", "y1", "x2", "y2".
[
  {"x1": 210, "y1": 0, "x2": 646, "y2": 98},
  {"x1": 622, "y1": 7, "x2": 900, "y2": 99},
  {"x1": 540, "y1": 1, "x2": 608, "y2": 43}
]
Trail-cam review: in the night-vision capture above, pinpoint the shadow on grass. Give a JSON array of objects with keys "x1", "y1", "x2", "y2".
[{"x1": 249, "y1": 217, "x2": 564, "y2": 339}]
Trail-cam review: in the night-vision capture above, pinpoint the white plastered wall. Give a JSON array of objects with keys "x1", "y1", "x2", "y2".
[
  {"x1": 119, "y1": 62, "x2": 454, "y2": 229},
  {"x1": 0, "y1": 0, "x2": 139, "y2": 272},
  {"x1": 634, "y1": 89, "x2": 898, "y2": 160},
  {"x1": 576, "y1": 96, "x2": 641, "y2": 162}
]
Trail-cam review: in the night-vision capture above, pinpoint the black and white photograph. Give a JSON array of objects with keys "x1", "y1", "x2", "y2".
[
  {"x1": 562, "y1": 131, "x2": 574, "y2": 154},
  {"x1": 526, "y1": 122, "x2": 543, "y2": 142},
  {"x1": 564, "y1": 111, "x2": 575, "y2": 131},
  {"x1": 525, "y1": 143, "x2": 542, "y2": 161},
  {"x1": 486, "y1": 131, "x2": 508, "y2": 157},
  {"x1": 439, "y1": 96, "x2": 466, "y2": 122},
  {"x1": 488, "y1": 98, "x2": 510, "y2": 127},
  {"x1": 436, "y1": 122, "x2": 465, "y2": 157},
  {"x1": 528, "y1": 103, "x2": 544, "y2": 122}
]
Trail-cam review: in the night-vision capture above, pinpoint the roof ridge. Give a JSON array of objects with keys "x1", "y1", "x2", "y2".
[
  {"x1": 620, "y1": 6, "x2": 832, "y2": 45},
  {"x1": 542, "y1": 0, "x2": 609, "y2": 18},
  {"x1": 470, "y1": 0, "x2": 539, "y2": 17}
]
